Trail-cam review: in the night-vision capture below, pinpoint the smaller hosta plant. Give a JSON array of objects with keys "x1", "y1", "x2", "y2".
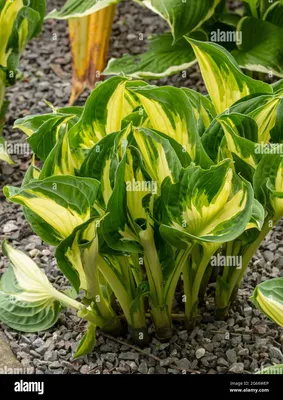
[
  {"x1": 252, "y1": 278, "x2": 283, "y2": 328},
  {"x1": 2, "y1": 40, "x2": 283, "y2": 353},
  {"x1": 0, "y1": 0, "x2": 46, "y2": 163},
  {"x1": 48, "y1": 0, "x2": 283, "y2": 103},
  {"x1": 252, "y1": 277, "x2": 283, "y2": 375},
  {"x1": 104, "y1": 0, "x2": 283, "y2": 80}
]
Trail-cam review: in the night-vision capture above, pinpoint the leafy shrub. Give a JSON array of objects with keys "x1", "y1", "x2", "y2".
[
  {"x1": 1, "y1": 40, "x2": 283, "y2": 354},
  {"x1": 0, "y1": 0, "x2": 46, "y2": 163},
  {"x1": 49, "y1": 0, "x2": 283, "y2": 80}
]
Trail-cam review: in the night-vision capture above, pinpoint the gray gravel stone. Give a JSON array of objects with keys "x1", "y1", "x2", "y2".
[
  {"x1": 195, "y1": 348, "x2": 206, "y2": 359},
  {"x1": 226, "y1": 349, "x2": 237, "y2": 364},
  {"x1": 118, "y1": 352, "x2": 139, "y2": 362},
  {"x1": 168, "y1": 368, "x2": 179, "y2": 374},
  {"x1": 250, "y1": 360, "x2": 258, "y2": 371},
  {"x1": 80, "y1": 365, "x2": 91, "y2": 374},
  {"x1": 269, "y1": 346, "x2": 283, "y2": 361},
  {"x1": 264, "y1": 251, "x2": 274, "y2": 262},
  {"x1": 3, "y1": 221, "x2": 18, "y2": 233},
  {"x1": 175, "y1": 358, "x2": 191, "y2": 369},
  {"x1": 159, "y1": 358, "x2": 171, "y2": 367},
  {"x1": 44, "y1": 351, "x2": 58, "y2": 362},
  {"x1": 229, "y1": 363, "x2": 245, "y2": 373},
  {"x1": 217, "y1": 358, "x2": 229, "y2": 367},
  {"x1": 238, "y1": 348, "x2": 249, "y2": 357},
  {"x1": 155, "y1": 365, "x2": 166, "y2": 374},
  {"x1": 49, "y1": 361, "x2": 62, "y2": 369},
  {"x1": 138, "y1": 361, "x2": 148, "y2": 374}
]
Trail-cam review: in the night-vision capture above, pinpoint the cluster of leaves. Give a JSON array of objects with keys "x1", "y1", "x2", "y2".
[
  {"x1": 0, "y1": 0, "x2": 46, "y2": 163},
  {"x1": 48, "y1": 0, "x2": 283, "y2": 80},
  {"x1": 253, "y1": 277, "x2": 283, "y2": 374},
  {"x1": 1, "y1": 39, "x2": 283, "y2": 355}
]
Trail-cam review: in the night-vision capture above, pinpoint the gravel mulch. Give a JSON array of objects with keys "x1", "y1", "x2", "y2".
[{"x1": 0, "y1": 0, "x2": 283, "y2": 375}]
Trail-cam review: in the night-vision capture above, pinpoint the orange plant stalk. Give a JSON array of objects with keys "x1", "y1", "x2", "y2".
[{"x1": 68, "y1": 5, "x2": 117, "y2": 105}]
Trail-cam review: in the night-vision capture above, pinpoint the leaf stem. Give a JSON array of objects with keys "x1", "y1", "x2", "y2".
[
  {"x1": 215, "y1": 218, "x2": 275, "y2": 317},
  {"x1": 183, "y1": 243, "x2": 219, "y2": 328}
]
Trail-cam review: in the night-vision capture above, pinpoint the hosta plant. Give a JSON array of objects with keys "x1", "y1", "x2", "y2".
[
  {"x1": 0, "y1": 0, "x2": 46, "y2": 163},
  {"x1": 252, "y1": 278, "x2": 283, "y2": 328},
  {"x1": 1, "y1": 40, "x2": 283, "y2": 353},
  {"x1": 252, "y1": 278, "x2": 283, "y2": 374},
  {"x1": 48, "y1": 0, "x2": 283, "y2": 103},
  {"x1": 105, "y1": 0, "x2": 283, "y2": 79}
]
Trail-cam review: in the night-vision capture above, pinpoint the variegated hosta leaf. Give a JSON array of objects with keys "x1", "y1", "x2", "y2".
[
  {"x1": 26, "y1": 114, "x2": 76, "y2": 162},
  {"x1": 14, "y1": 106, "x2": 83, "y2": 137},
  {"x1": 39, "y1": 125, "x2": 84, "y2": 179},
  {"x1": 141, "y1": 0, "x2": 221, "y2": 42},
  {"x1": 14, "y1": 107, "x2": 83, "y2": 174},
  {"x1": 104, "y1": 31, "x2": 206, "y2": 80},
  {"x1": 0, "y1": 0, "x2": 45, "y2": 74},
  {"x1": 133, "y1": 127, "x2": 183, "y2": 190},
  {"x1": 247, "y1": 96, "x2": 282, "y2": 143},
  {"x1": 22, "y1": 163, "x2": 41, "y2": 185},
  {"x1": 68, "y1": 77, "x2": 143, "y2": 149},
  {"x1": 14, "y1": 114, "x2": 59, "y2": 137},
  {"x1": 101, "y1": 149, "x2": 144, "y2": 253},
  {"x1": 55, "y1": 216, "x2": 119, "y2": 335},
  {"x1": 47, "y1": 0, "x2": 119, "y2": 19},
  {"x1": 253, "y1": 152, "x2": 283, "y2": 219},
  {"x1": 182, "y1": 88, "x2": 216, "y2": 136},
  {"x1": 251, "y1": 278, "x2": 283, "y2": 327},
  {"x1": 188, "y1": 39, "x2": 272, "y2": 114},
  {"x1": 55, "y1": 218, "x2": 109, "y2": 301},
  {"x1": 4, "y1": 176, "x2": 100, "y2": 245},
  {"x1": 269, "y1": 98, "x2": 283, "y2": 144},
  {"x1": 129, "y1": 85, "x2": 212, "y2": 168},
  {"x1": 233, "y1": 17, "x2": 283, "y2": 78},
  {"x1": 80, "y1": 126, "x2": 132, "y2": 207},
  {"x1": 124, "y1": 147, "x2": 152, "y2": 222},
  {"x1": 100, "y1": 138, "x2": 168, "y2": 254},
  {"x1": 73, "y1": 323, "x2": 96, "y2": 359},
  {"x1": 246, "y1": 198, "x2": 265, "y2": 231},
  {"x1": 55, "y1": 219, "x2": 97, "y2": 294},
  {"x1": 160, "y1": 160, "x2": 253, "y2": 247},
  {"x1": 0, "y1": 242, "x2": 82, "y2": 332},
  {"x1": 217, "y1": 113, "x2": 261, "y2": 181},
  {"x1": 100, "y1": 127, "x2": 190, "y2": 230},
  {"x1": 121, "y1": 109, "x2": 149, "y2": 129},
  {"x1": 202, "y1": 94, "x2": 282, "y2": 162},
  {"x1": 0, "y1": 136, "x2": 14, "y2": 165},
  {"x1": 272, "y1": 79, "x2": 283, "y2": 95},
  {"x1": 218, "y1": 112, "x2": 259, "y2": 143}
]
